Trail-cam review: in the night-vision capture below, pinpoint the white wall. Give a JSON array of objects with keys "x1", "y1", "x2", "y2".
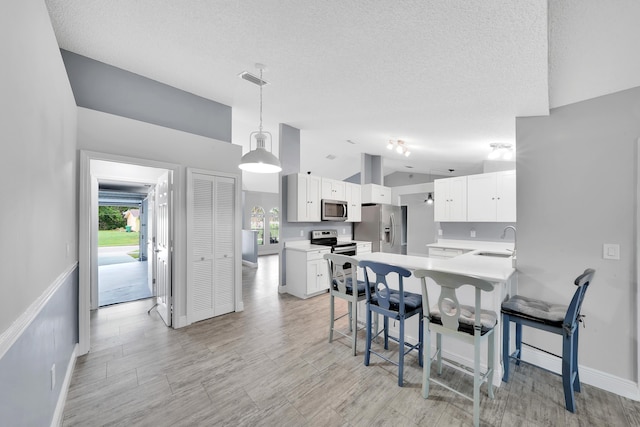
[
  {"x1": 0, "y1": 0, "x2": 77, "y2": 335},
  {"x1": 77, "y1": 107, "x2": 242, "y2": 321},
  {"x1": 516, "y1": 86, "x2": 640, "y2": 384}
]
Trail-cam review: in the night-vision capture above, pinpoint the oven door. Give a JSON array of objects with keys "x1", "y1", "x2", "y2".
[
  {"x1": 322, "y1": 199, "x2": 348, "y2": 221},
  {"x1": 332, "y1": 244, "x2": 357, "y2": 271}
]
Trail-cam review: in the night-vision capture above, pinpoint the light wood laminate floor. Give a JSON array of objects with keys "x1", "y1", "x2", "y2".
[{"x1": 64, "y1": 255, "x2": 640, "y2": 426}]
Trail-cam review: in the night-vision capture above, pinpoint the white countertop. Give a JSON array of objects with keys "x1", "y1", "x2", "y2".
[
  {"x1": 284, "y1": 241, "x2": 331, "y2": 252},
  {"x1": 427, "y1": 239, "x2": 514, "y2": 253},
  {"x1": 285, "y1": 239, "x2": 371, "y2": 252},
  {"x1": 354, "y1": 251, "x2": 515, "y2": 283}
]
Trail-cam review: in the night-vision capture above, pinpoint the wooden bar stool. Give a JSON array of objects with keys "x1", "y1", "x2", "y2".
[
  {"x1": 360, "y1": 260, "x2": 423, "y2": 387},
  {"x1": 501, "y1": 268, "x2": 595, "y2": 413},
  {"x1": 323, "y1": 253, "x2": 371, "y2": 356},
  {"x1": 414, "y1": 269, "x2": 497, "y2": 427}
]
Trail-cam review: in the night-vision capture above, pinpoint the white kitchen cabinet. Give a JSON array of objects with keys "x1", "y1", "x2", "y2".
[
  {"x1": 467, "y1": 170, "x2": 516, "y2": 222},
  {"x1": 322, "y1": 178, "x2": 346, "y2": 201},
  {"x1": 287, "y1": 173, "x2": 321, "y2": 222},
  {"x1": 434, "y1": 176, "x2": 467, "y2": 221},
  {"x1": 346, "y1": 182, "x2": 362, "y2": 222},
  {"x1": 286, "y1": 247, "x2": 331, "y2": 299},
  {"x1": 361, "y1": 183, "x2": 392, "y2": 204},
  {"x1": 356, "y1": 241, "x2": 372, "y2": 254}
]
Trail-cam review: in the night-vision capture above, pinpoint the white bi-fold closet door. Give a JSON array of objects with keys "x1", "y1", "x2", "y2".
[{"x1": 187, "y1": 169, "x2": 236, "y2": 323}]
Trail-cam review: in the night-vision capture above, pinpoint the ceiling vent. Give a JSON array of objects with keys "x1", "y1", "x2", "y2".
[
  {"x1": 346, "y1": 140, "x2": 356, "y2": 144},
  {"x1": 238, "y1": 71, "x2": 269, "y2": 86},
  {"x1": 326, "y1": 154, "x2": 337, "y2": 160}
]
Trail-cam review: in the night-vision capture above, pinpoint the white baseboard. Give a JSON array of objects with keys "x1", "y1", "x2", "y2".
[
  {"x1": 278, "y1": 285, "x2": 287, "y2": 294},
  {"x1": 370, "y1": 324, "x2": 640, "y2": 399},
  {"x1": 520, "y1": 346, "x2": 640, "y2": 401},
  {"x1": 242, "y1": 260, "x2": 258, "y2": 268},
  {"x1": 51, "y1": 343, "x2": 78, "y2": 427},
  {"x1": 0, "y1": 263, "x2": 78, "y2": 361},
  {"x1": 236, "y1": 301, "x2": 244, "y2": 312}
]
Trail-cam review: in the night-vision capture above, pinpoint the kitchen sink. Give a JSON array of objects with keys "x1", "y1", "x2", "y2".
[{"x1": 474, "y1": 251, "x2": 512, "y2": 258}]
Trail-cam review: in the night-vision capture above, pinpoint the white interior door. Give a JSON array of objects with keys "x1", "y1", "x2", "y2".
[
  {"x1": 145, "y1": 189, "x2": 156, "y2": 295},
  {"x1": 155, "y1": 171, "x2": 172, "y2": 326}
]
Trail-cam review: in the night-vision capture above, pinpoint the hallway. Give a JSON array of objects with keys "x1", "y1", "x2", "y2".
[{"x1": 63, "y1": 255, "x2": 640, "y2": 426}]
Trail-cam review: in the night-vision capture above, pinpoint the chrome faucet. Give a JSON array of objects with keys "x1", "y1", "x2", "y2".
[{"x1": 501, "y1": 225, "x2": 517, "y2": 256}]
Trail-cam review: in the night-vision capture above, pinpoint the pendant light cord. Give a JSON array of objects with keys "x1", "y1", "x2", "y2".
[{"x1": 259, "y1": 68, "x2": 263, "y2": 133}]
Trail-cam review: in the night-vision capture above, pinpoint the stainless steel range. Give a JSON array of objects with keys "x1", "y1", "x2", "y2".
[{"x1": 310, "y1": 229, "x2": 357, "y2": 256}]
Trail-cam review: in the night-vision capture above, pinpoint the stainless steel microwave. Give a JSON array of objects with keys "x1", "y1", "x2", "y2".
[{"x1": 321, "y1": 199, "x2": 348, "y2": 221}]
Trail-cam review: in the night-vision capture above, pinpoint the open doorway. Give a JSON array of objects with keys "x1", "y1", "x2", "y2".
[
  {"x1": 97, "y1": 181, "x2": 152, "y2": 306},
  {"x1": 79, "y1": 151, "x2": 178, "y2": 355}
]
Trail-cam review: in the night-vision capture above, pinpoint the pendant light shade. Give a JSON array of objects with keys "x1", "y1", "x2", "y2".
[
  {"x1": 239, "y1": 131, "x2": 282, "y2": 173},
  {"x1": 239, "y1": 64, "x2": 282, "y2": 174}
]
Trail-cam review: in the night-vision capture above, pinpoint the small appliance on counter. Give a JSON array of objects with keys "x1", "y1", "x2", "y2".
[{"x1": 353, "y1": 204, "x2": 404, "y2": 254}]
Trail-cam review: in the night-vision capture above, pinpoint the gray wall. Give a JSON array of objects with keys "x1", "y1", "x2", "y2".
[
  {"x1": 0, "y1": 269, "x2": 78, "y2": 426},
  {"x1": 400, "y1": 193, "x2": 437, "y2": 256},
  {"x1": 60, "y1": 50, "x2": 232, "y2": 142},
  {"x1": 1, "y1": 1, "x2": 79, "y2": 425},
  {"x1": 516, "y1": 85, "x2": 640, "y2": 382}
]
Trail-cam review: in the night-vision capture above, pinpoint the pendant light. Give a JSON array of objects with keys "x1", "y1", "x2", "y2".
[
  {"x1": 425, "y1": 192, "x2": 434, "y2": 205},
  {"x1": 239, "y1": 64, "x2": 282, "y2": 174}
]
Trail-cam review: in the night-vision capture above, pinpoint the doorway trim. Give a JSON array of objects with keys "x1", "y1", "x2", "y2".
[{"x1": 79, "y1": 150, "x2": 181, "y2": 355}]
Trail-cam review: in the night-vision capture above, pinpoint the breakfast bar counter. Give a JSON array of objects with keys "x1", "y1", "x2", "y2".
[{"x1": 353, "y1": 250, "x2": 517, "y2": 387}]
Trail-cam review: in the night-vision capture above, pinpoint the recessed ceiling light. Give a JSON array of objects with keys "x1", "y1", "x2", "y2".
[
  {"x1": 405, "y1": 165, "x2": 414, "y2": 169},
  {"x1": 346, "y1": 140, "x2": 356, "y2": 144},
  {"x1": 326, "y1": 154, "x2": 336, "y2": 160}
]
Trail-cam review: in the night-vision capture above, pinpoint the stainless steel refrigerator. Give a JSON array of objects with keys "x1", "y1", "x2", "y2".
[{"x1": 354, "y1": 204, "x2": 405, "y2": 254}]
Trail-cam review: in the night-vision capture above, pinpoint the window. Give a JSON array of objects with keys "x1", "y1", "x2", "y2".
[
  {"x1": 269, "y1": 207, "x2": 279, "y2": 244},
  {"x1": 250, "y1": 206, "x2": 265, "y2": 245}
]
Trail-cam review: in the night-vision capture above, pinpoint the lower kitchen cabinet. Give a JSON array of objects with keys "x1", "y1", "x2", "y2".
[{"x1": 286, "y1": 247, "x2": 331, "y2": 299}]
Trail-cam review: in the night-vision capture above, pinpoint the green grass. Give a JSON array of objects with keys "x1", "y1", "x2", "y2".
[{"x1": 98, "y1": 230, "x2": 140, "y2": 247}]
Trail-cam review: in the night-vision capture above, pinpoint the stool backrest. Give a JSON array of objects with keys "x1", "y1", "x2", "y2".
[
  {"x1": 414, "y1": 269, "x2": 493, "y2": 332},
  {"x1": 565, "y1": 268, "x2": 595, "y2": 331},
  {"x1": 323, "y1": 253, "x2": 359, "y2": 294},
  {"x1": 359, "y1": 260, "x2": 411, "y2": 313}
]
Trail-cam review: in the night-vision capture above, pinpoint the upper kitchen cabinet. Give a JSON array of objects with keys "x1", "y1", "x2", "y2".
[
  {"x1": 361, "y1": 183, "x2": 392, "y2": 205},
  {"x1": 467, "y1": 170, "x2": 516, "y2": 222},
  {"x1": 321, "y1": 177, "x2": 346, "y2": 201},
  {"x1": 345, "y1": 182, "x2": 362, "y2": 222},
  {"x1": 287, "y1": 173, "x2": 321, "y2": 222},
  {"x1": 434, "y1": 176, "x2": 467, "y2": 221}
]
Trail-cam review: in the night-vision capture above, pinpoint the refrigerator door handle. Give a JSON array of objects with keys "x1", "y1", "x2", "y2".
[{"x1": 390, "y1": 213, "x2": 396, "y2": 247}]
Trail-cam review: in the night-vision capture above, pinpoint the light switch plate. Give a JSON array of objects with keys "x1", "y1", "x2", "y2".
[{"x1": 603, "y1": 243, "x2": 620, "y2": 260}]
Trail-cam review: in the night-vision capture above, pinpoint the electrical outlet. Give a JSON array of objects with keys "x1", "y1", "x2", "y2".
[
  {"x1": 470, "y1": 230, "x2": 476, "y2": 238},
  {"x1": 342, "y1": 228, "x2": 346, "y2": 234},
  {"x1": 438, "y1": 229, "x2": 443, "y2": 236},
  {"x1": 51, "y1": 364, "x2": 56, "y2": 390},
  {"x1": 300, "y1": 230, "x2": 304, "y2": 237}
]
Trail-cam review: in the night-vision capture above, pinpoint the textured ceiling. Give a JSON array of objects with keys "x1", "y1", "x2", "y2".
[{"x1": 44, "y1": 1, "x2": 638, "y2": 182}]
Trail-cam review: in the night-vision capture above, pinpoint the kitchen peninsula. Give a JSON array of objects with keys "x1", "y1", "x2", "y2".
[{"x1": 354, "y1": 249, "x2": 517, "y2": 387}]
